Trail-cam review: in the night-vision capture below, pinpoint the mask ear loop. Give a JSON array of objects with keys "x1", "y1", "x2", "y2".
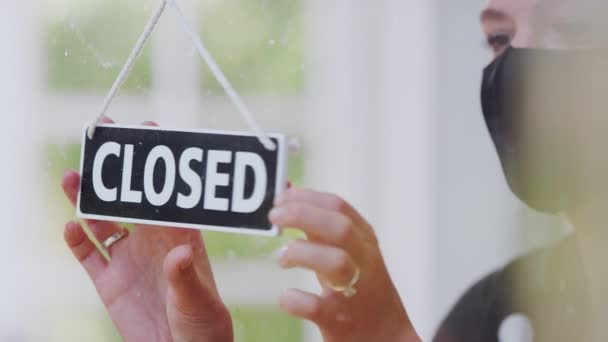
[{"x1": 88, "y1": 0, "x2": 277, "y2": 151}]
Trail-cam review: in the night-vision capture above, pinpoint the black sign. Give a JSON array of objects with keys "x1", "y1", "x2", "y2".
[{"x1": 77, "y1": 124, "x2": 287, "y2": 236}]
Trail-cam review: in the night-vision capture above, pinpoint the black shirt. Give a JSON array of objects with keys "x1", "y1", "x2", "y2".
[{"x1": 433, "y1": 236, "x2": 592, "y2": 342}]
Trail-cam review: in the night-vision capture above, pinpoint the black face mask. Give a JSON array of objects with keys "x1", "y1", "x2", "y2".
[{"x1": 481, "y1": 47, "x2": 605, "y2": 213}]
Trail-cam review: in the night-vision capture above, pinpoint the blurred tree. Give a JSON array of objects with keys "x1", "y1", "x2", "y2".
[
  {"x1": 200, "y1": 0, "x2": 305, "y2": 95},
  {"x1": 46, "y1": 0, "x2": 152, "y2": 92}
]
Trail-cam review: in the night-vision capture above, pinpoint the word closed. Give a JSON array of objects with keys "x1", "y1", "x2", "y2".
[{"x1": 77, "y1": 124, "x2": 287, "y2": 236}]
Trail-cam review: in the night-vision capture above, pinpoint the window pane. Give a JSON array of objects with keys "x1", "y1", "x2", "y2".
[
  {"x1": 45, "y1": 0, "x2": 152, "y2": 92},
  {"x1": 200, "y1": 0, "x2": 305, "y2": 95}
]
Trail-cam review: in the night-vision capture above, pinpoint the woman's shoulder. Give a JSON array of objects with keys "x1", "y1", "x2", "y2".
[
  {"x1": 433, "y1": 235, "x2": 587, "y2": 342},
  {"x1": 432, "y1": 264, "x2": 507, "y2": 342}
]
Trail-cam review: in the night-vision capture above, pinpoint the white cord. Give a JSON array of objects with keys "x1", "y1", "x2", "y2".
[
  {"x1": 88, "y1": 0, "x2": 277, "y2": 151},
  {"x1": 166, "y1": 0, "x2": 276, "y2": 151},
  {"x1": 88, "y1": 0, "x2": 167, "y2": 139}
]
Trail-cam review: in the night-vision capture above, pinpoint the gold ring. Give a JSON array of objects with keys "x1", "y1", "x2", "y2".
[
  {"x1": 102, "y1": 230, "x2": 128, "y2": 252},
  {"x1": 325, "y1": 266, "x2": 360, "y2": 298}
]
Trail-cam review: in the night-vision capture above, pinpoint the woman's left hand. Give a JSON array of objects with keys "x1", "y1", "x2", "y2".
[
  {"x1": 269, "y1": 188, "x2": 420, "y2": 342},
  {"x1": 61, "y1": 118, "x2": 233, "y2": 342}
]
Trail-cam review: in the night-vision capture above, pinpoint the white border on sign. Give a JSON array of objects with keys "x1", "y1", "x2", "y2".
[{"x1": 76, "y1": 123, "x2": 289, "y2": 237}]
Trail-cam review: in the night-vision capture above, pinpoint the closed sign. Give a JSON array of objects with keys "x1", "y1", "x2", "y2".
[{"x1": 77, "y1": 124, "x2": 288, "y2": 236}]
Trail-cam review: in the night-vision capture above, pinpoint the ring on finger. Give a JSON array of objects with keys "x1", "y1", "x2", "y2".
[
  {"x1": 325, "y1": 266, "x2": 360, "y2": 298},
  {"x1": 102, "y1": 229, "x2": 128, "y2": 254}
]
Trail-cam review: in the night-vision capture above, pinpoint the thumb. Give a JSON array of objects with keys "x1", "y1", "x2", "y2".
[
  {"x1": 164, "y1": 245, "x2": 214, "y2": 313},
  {"x1": 163, "y1": 245, "x2": 233, "y2": 342}
]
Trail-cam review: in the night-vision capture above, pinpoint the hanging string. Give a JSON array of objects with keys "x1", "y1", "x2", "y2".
[
  {"x1": 166, "y1": 0, "x2": 276, "y2": 150},
  {"x1": 88, "y1": 0, "x2": 277, "y2": 151},
  {"x1": 88, "y1": 0, "x2": 167, "y2": 139}
]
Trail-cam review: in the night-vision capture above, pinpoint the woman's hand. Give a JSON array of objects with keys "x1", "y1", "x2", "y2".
[
  {"x1": 61, "y1": 118, "x2": 232, "y2": 342},
  {"x1": 270, "y1": 188, "x2": 421, "y2": 342}
]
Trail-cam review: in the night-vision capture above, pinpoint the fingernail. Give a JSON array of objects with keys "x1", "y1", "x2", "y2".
[
  {"x1": 269, "y1": 207, "x2": 286, "y2": 222},
  {"x1": 64, "y1": 221, "x2": 86, "y2": 245},
  {"x1": 100, "y1": 116, "x2": 114, "y2": 124},
  {"x1": 273, "y1": 245, "x2": 288, "y2": 260},
  {"x1": 65, "y1": 221, "x2": 78, "y2": 231},
  {"x1": 280, "y1": 289, "x2": 312, "y2": 312},
  {"x1": 62, "y1": 170, "x2": 77, "y2": 184},
  {"x1": 178, "y1": 246, "x2": 194, "y2": 271},
  {"x1": 274, "y1": 194, "x2": 285, "y2": 206},
  {"x1": 180, "y1": 254, "x2": 193, "y2": 271}
]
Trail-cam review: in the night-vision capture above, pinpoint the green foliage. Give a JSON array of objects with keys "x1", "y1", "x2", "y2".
[
  {"x1": 47, "y1": 142, "x2": 81, "y2": 177},
  {"x1": 45, "y1": 0, "x2": 305, "y2": 95},
  {"x1": 45, "y1": 0, "x2": 152, "y2": 92},
  {"x1": 200, "y1": 0, "x2": 305, "y2": 94},
  {"x1": 91, "y1": 306, "x2": 302, "y2": 342},
  {"x1": 230, "y1": 306, "x2": 303, "y2": 342},
  {"x1": 46, "y1": 142, "x2": 81, "y2": 220}
]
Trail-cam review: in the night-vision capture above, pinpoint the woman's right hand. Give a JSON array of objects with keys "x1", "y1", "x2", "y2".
[{"x1": 269, "y1": 188, "x2": 421, "y2": 342}]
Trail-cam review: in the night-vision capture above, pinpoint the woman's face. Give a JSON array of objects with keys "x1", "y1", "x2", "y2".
[
  {"x1": 481, "y1": 0, "x2": 604, "y2": 57},
  {"x1": 480, "y1": 0, "x2": 608, "y2": 211}
]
